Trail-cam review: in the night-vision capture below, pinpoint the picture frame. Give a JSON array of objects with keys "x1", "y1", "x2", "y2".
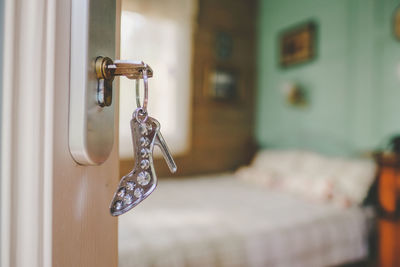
[
  {"x1": 208, "y1": 68, "x2": 237, "y2": 100},
  {"x1": 279, "y1": 21, "x2": 317, "y2": 68},
  {"x1": 215, "y1": 31, "x2": 234, "y2": 60}
]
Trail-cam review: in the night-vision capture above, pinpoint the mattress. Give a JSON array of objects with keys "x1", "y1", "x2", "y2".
[{"x1": 119, "y1": 174, "x2": 374, "y2": 267}]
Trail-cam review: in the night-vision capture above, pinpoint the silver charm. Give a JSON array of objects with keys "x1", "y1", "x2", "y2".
[{"x1": 110, "y1": 68, "x2": 177, "y2": 216}]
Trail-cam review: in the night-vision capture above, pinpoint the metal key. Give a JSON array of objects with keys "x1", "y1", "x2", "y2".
[{"x1": 95, "y1": 57, "x2": 153, "y2": 107}]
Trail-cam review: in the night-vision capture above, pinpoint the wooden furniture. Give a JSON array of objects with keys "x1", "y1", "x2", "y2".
[
  {"x1": 374, "y1": 153, "x2": 400, "y2": 267},
  {"x1": 374, "y1": 153, "x2": 400, "y2": 216},
  {"x1": 378, "y1": 219, "x2": 400, "y2": 267}
]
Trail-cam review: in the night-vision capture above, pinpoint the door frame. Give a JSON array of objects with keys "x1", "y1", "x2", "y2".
[
  {"x1": 1, "y1": 0, "x2": 120, "y2": 266},
  {"x1": 1, "y1": 0, "x2": 56, "y2": 266}
]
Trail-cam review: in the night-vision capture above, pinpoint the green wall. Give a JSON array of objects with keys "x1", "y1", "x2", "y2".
[{"x1": 257, "y1": 0, "x2": 400, "y2": 156}]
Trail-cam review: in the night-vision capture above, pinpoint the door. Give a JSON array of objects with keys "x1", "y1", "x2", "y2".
[{"x1": 1, "y1": 0, "x2": 120, "y2": 266}]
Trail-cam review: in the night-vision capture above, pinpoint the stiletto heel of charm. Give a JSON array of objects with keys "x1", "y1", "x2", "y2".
[
  {"x1": 109, "y1": 116, "x2": 176, "y2": 216},
  {"x1": 155, "y1": 131, "x2": 177, "y2": 173}
]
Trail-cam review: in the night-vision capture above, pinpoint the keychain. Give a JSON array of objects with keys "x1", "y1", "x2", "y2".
[{"x1": 110, "y1": 67, "x2": 177, "y2": 216}]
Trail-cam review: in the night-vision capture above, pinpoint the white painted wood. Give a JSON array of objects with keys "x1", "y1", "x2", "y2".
[
  {"x1": 1, "y1": 0, "x2": 120, "y2": 266},
  {"x1": 1, "y1": 0, "x2": 56, "y2": 265}
]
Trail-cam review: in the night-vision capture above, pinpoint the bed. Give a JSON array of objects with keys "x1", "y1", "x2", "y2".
[{"x1": 119, "y1": 150, "x2": 376, "y2": 267}]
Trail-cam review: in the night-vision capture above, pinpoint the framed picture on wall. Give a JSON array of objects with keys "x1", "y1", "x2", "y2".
[
  {"x1": 208, "y1": 68, "x2": 237, "y2": 100},
  {"x1": 279, "y1": 21, "x2": 317, "y2": 67},
  {"x1": 215, "y1": 31, "x2": 234, "y2": 60},
  {"x1": 394, "y1": 5, "x2": 400, "y2": 40}
]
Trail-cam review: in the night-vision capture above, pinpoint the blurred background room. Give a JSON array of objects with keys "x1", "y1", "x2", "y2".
[{"x1": 116, "y1": 0, "x2": 400, "y2": 266}]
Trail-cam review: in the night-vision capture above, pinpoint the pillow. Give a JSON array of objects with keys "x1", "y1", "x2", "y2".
[
  {"x1": 327, "y1": 158, "x2": 376, "y2": 205},
  {"x1": 235, "y1": 166, "x2": 276, "y2": 187},
  {"x1": 236, "y1": 150, "x2": 377, "y2": 207},
  {"x1": 249, "y1": 150, "x2": 323, "y2": 179}
]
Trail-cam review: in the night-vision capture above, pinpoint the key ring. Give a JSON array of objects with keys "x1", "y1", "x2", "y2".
[
  {"x1": 135, "y1": 65, "x2": 148, "y2": 112},
  {"x1": 134, "y1": 107, "x2": 148, "y2": 123},
  {"x1": 134, "y1": 65, "x2": 149, "y2": 123}
]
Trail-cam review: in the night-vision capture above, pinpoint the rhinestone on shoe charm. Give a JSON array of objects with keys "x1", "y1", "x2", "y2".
[{"x1": 109, "y1": 113, "x2": 177, "y2": 216}]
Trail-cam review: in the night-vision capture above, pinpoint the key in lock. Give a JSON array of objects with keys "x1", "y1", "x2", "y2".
[{"x1": 95, "y1": 56, "x2": 153, "y2": 107}]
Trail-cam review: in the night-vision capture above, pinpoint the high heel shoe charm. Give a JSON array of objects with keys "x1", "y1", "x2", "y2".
[{"x1": 110, "y1": 67, "x2": 177, "y2": 216}]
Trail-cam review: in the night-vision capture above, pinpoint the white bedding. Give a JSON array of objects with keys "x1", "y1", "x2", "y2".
[{"x1": 119, "y1": 174, "x2": 374, "y2": 267}]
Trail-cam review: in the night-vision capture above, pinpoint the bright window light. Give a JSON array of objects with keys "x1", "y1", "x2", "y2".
[{"x1": 119, "y1": 1, "x2": 196, "y2": 159}]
